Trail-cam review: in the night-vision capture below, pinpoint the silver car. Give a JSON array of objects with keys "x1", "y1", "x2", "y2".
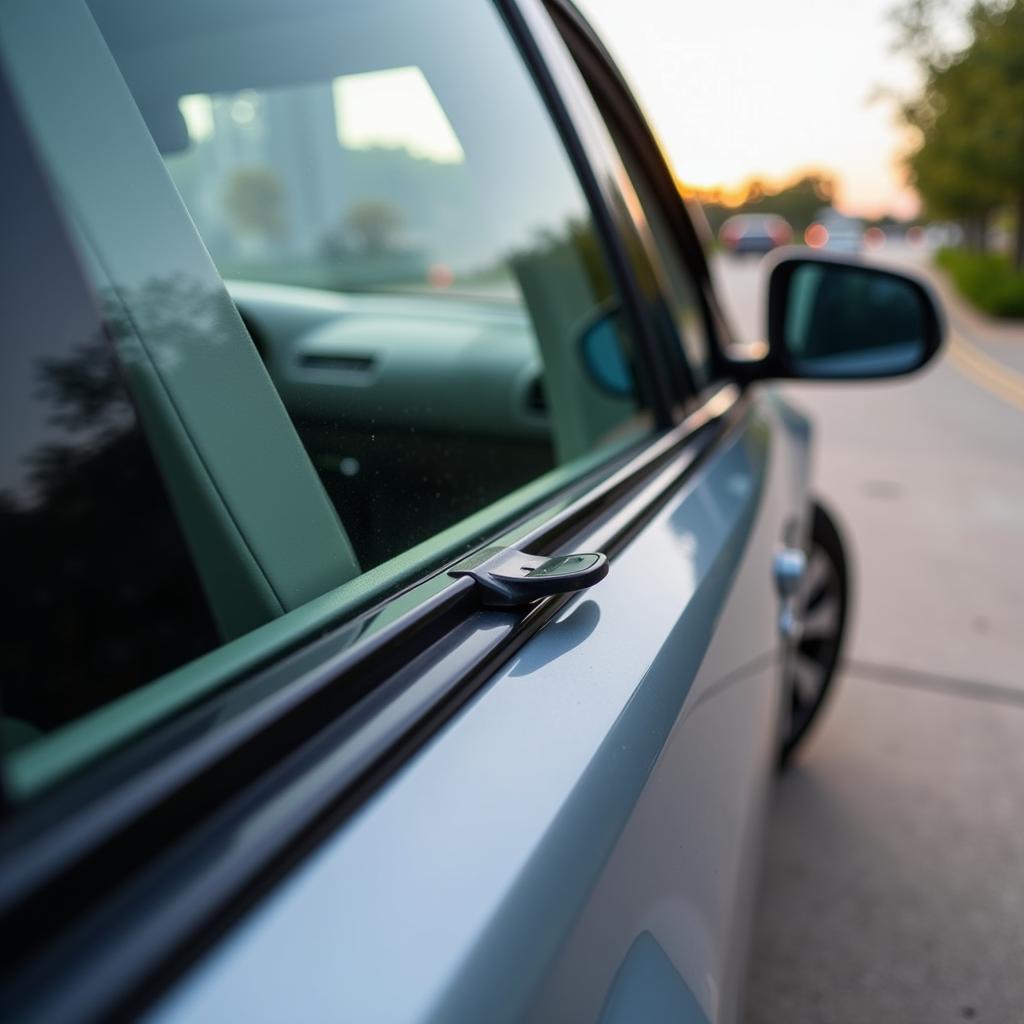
[{"x1": 0, "y1": 0, "x2": 943, "y2": 1020}]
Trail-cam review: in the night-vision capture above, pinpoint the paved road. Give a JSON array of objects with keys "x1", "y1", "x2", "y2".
[{"x1": 712, "y1": 250, "x2": 1024, "y2": 1023}]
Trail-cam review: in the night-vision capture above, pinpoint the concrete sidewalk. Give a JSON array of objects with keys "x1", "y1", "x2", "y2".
[
  {"x1": 714, "y1": 251, "x2": 1024, "y2": 1024},
  {"x1": 746, "y1": 664, "x2": 1024, "y2": 1024}
]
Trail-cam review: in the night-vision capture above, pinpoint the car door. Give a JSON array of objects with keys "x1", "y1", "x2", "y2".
[{"x1": 0, "y1": 1, "x2": 809, "y2": 1023}]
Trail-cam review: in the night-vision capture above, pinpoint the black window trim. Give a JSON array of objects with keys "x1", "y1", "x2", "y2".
[{"x1": 0, "y1": 0, "x2": 751, "y2": 1015}]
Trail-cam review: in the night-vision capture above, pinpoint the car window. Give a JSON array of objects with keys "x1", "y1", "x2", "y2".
[
  {"x1": 1, "y1": 0, "x2": 657, "y2": 791},
  {"x1": 596, "y1": 124, "x2": 714, "y2": 393}
]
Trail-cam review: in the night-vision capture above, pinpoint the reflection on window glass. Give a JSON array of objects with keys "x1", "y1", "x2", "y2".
[{"x1": 0, "y1": 82, "x2": 220, "y2": 752}]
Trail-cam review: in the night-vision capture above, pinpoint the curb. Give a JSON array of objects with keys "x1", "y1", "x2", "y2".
[{"x1": 923, "y1": 261, "x2": 1024, "y2": 345}]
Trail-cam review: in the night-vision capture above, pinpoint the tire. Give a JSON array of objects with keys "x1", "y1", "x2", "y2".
[{"x1": 779, "y1": 501, "x2": 850, "y2": 766}]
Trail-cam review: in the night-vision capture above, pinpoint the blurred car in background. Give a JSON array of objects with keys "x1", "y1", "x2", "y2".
[
  {"x1": 719, "y1": 213, "x2": 793, "y2": 254},
  {"x1": 863, "y1": 226, "x2": 887, "y2": 250},
  {"x1": 805, "y1": 210, "x2": 866, "y2": 253}
]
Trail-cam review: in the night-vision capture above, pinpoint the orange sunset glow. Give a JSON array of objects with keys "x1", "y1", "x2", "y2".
[{"x1": 579, "y1": 0, "x2": 923, "y2": 219}]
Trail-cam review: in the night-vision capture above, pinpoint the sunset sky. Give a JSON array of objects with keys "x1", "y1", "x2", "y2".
[{"x1": 579, "y1": 0, "x2": 925, "y2": 218}]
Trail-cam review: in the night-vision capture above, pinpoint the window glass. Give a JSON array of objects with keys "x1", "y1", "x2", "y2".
[
  {"x1": 1, "y1": 0, "x2": 655, "y2": 782},
  {"x1": 622, "y1": 153, "x2": 714, "y2": 392},
  {"x1": 90, "y1": 0, "x2": 652, "y2": 569},
  {"x1": 0, "y1": 79, "x2": 220, "y2": 752}
]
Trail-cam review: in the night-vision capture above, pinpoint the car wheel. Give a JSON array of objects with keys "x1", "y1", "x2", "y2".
[{"x1": 780, "y1": 502, "x2": 849, "y2": 765}]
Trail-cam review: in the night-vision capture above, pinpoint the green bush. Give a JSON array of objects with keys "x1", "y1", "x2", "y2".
[{"x1": 936, "y1": 248, "x2": 1024, "y2": 318}]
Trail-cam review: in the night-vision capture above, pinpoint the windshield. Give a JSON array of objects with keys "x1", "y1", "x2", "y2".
[{"x1": 91, "y1": 0, "x2": 586, "y2": 303}]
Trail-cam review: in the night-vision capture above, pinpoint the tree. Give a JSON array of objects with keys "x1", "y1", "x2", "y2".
[
  {"x1": 894, "y1": 0, "x2": 1024, "y2": 268},
  {"x1": 968, "y1": 1, "x2": 1024, "y2": 268},
  {"x1": 904, "y1": 52, "x2": 1005, "y2": 247},
  {"x1": 346, "y1": 199, "x2": 404, "y2": 254},
  {"x1": 700, "y1": 172, "x2": 838, "y2": 235},
  {"x1": 222, "y1": 166, "x2": 285, "y2": 244}
]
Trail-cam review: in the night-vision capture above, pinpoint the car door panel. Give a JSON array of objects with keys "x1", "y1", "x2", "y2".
[
  {"x1": 528, "y1": 391, "x2": 811, "y2": 1024},
  {"x1": 149, "y1": 390, "x2": 810, "y2": 1024}
]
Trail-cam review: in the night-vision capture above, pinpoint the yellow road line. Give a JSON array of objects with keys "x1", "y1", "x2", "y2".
[{"x1": 947, "y1": 331, "x2": 1024, "y2": 413}]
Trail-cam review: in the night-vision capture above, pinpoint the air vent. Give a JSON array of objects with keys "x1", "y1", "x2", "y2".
[{"x1": 300, "y1": 353, "x2": 375, "y2": 373}]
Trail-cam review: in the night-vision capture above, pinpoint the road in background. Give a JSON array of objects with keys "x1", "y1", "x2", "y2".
[{"x1": 713, "y1": 249, "x2": 1024, "y2": 1022}]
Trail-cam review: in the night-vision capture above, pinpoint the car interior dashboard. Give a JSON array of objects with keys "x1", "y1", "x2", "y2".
[{"x1": 230, "y1": 281, "x2": 555, "y2": 567}]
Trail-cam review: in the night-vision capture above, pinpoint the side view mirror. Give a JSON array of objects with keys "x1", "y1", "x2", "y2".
[{"x1": 746, "y1": 250, "x2": 945, "y2": 381}]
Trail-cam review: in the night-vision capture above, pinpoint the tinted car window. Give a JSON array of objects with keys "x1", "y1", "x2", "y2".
[
  {"x1": 90, "y1": 0, "x2": 652, "y2": 569},
  {"x1": 0, "y1": 80, "x2": 220, "y2": 749},
  {"x1": 1, "y1": 0, "x2": 655, "y2": 786}
]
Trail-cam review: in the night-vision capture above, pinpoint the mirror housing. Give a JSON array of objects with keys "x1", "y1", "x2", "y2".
[{"x1": 735, "y1": 249, "x2": 945, "y2": 382}]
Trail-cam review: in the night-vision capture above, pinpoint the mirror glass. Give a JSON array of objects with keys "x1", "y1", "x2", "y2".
[{"x1": 783, "y1": 262, "x2": 930, "y2": 377}]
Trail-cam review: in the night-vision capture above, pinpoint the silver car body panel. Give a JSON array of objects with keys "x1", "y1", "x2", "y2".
[{"x1": 152, "y1": 392, "x2": 812, "y2": 1024}]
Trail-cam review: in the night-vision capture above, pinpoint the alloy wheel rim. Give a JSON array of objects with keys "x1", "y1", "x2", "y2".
[{"x1": 786, "y1": 542, "x2": 843, "y2": 739}]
